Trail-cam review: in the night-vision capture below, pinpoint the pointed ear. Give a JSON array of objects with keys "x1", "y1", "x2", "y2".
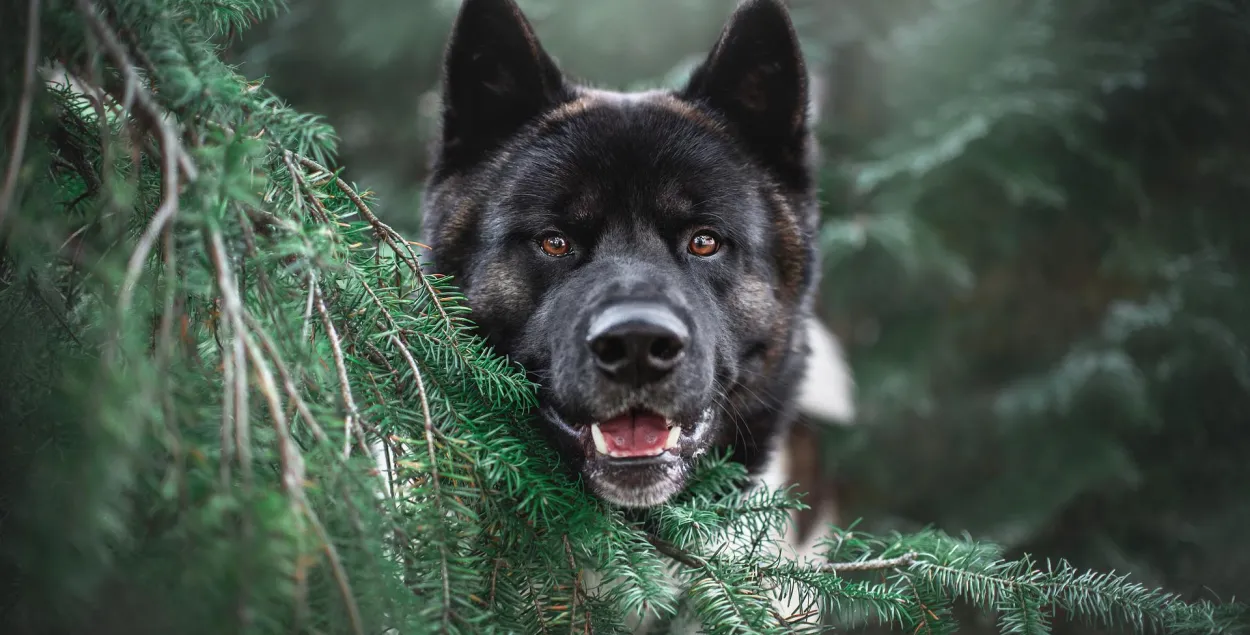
[
  {"x1": 436, "y1": 0, "x2": 571, "y2": 175},
  {"x1": 679, "y1": 0, "x2": 811, "y2": 187}
]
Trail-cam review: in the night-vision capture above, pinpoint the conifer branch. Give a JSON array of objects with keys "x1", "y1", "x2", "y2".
[
  {"x1": 74, "y1": 0, "x2": 198, "y2": 314},
  {"x1": 294, "y1": 155, "x2": 454, "y2": 332},
  {"x1": 241, "y1": 310, "x2": 330, "y2": 445},
  {"x1": 284, "y1": 150, "x2": 331, "y2": 224},
  {"x1": 647, "y1": 533, "x2": 706, "y2": 569},
  {"x1": 5, "y1": 2, "x2": 1245, "y2": 634},
  {"x1": 563, "y1": 534, "x2": 584, "y2": 635},
  {"x1": 528, "y1": 573, "x2": 552, "y2": 635},
  {"x1": 823, "y1": 552, "x2": 919, "y2": 573},
  {"x1": 300, "y1": 497, "x2": 367, "y2": 635},
  {"x1": 390, "y1": 332, "x2": 454, "y2": 631},
  {"x1": 207, "y1": 228, "x2": 253, "y2": 486},
  {"x1": 313, "y1": 284, "x2": 361, "y2": 458},
  {"x1": 0, "y1": 0, "x2": 40, "y2": 229},
  {"x1": 209, "y1": 225, "x2": 366, "y2": 635},
  {"x1": 650, "y1": 532, "x2": 918, "y2": 575}
]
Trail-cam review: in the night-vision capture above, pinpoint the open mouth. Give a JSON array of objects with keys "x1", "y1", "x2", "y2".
[{"x1": 588, "y1": 410, "x2": 680, "y2": 459}]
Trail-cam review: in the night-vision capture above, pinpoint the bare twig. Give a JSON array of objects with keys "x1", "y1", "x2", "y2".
[
  {"x1": 650, "y1": 531, "x2": 917, "y2": 575},
  {"x1": 489, "y1": 559, "x2": 504, "y2": 608},
  {"x1": 314, "y1": 284, "x2": 361, "y2": 459},
  {"x1": 820, "y1": 552, "x2": 918, "y2": 574},
  {"x1": 302, "y1": 270, "x2": 316, "y2": 342},
  {"x1": 231, "y1": 322, "x2": 251, "y2": 484},
  {"x1": 218, "y1": 306, "x2": 235, "y2": 488},
  {"x1": 156, "y1": 223, "x2": 178, "y2": 365},
  {"x1": 207, "y1": 230, "x2": 252, "y2": 485},
  {"x1": 563, "y1": 535, "x2": 585, "y2": 635},
  {"x1": 0, "y1": 0, "x2": 41, "y2": 229}
]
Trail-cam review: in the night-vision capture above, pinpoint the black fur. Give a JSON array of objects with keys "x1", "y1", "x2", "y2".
[{"x1": 422, "y1": 0, "x2": 820, "y2": 508}]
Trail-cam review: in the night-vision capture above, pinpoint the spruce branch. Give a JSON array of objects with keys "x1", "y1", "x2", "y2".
[
  {"x1": 74, "y1": 0, "x2": 198, "y2": 314},
  {"x1": 284, "y1": 150, "x2": 331, "y2": 224},
  {"x1": 313, "y1": 283, "x2": 361, "y2": 459},
  {"x1": 208, "y1": 228, "x2": 253, "y2": 486},
  {"x1": 209, "y1": 226, "x2": 367, "y2": 635},
  {"x1": 391, "y1": 332, "x2": 454, "y2": 631},
  {"x1": 241, "y1": 310, "x2": 331, "y2": 446},
  {"x1": 293, "y1": 155, "x2": 455, "y2": 333},
  {"x1": 528, "y1": 573, "x2": 553, "y2": 635},
  {"x1": 299, "y1": 496, "x2": 367, "y2": 635},
  {"x1": 5, "y1": 2, "x2": 1246, "y2": 633},
  {"x1": 563, "y1": 534, "x2": 585, "y2": 635},
  {"x1": 823, "y1": 552, "x2": 919, "y2": 573},
  {"x1": 0, "y1": 0, "x2": 40, "y2": 229},
  {"x1": 647, "y1": 533, "x2": 705, "y2": 570}
]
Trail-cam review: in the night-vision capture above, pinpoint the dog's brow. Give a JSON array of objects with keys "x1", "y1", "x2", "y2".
[
  {"x1": 536, "y1": 89, "x2": 728, "y2": 140},
  {"x1": 655, "y1": 185, "x2": 694, "y2": 215},
  {"x1": 566, "y1": 187, "x2": 599, "y2": 221}
]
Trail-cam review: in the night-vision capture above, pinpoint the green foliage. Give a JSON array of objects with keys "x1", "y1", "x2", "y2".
[
  {"x1": 0, "y1": 0, "x2": 1246, "y2": 634},
  {"x1": 798, "y1": 0, "x2": 1250, "y2": 616}
]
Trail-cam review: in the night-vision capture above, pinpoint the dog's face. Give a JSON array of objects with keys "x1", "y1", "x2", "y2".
[{"x1": 422, "y1": 0, "x2": 819, "y2": 507}]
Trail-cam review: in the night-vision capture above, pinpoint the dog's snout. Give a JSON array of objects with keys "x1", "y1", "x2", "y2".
[{"x1": 586, "y1": 302, "x2": 689, "y2": 386}]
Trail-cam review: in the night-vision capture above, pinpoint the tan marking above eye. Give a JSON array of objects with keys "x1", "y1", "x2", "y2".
[
  {"x1": 688, "y1": 231, "x2": 720, "y2": 257},
  {"x1": 540, "y1": 233, "x2": 571, "y2": 257}
]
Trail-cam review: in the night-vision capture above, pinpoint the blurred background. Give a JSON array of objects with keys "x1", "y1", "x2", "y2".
[{"x1": 228, "y1": 0, "x2": 1250, "y2": 630}]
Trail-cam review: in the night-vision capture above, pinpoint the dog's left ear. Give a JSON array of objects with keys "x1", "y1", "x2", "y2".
[{"x1": 679, "y1": 0, "x2": 810, "y2": 187}]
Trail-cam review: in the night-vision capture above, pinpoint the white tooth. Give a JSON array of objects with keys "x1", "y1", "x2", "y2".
[
  {"x1": 664, "y1": 426, "x2": 680, "y2": 449},
  {"x1": 591, "y1": 423, "x2": 608, "y2": 455}
]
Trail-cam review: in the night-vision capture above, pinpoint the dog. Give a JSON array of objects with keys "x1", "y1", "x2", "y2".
[{"x1": 407, "y1": 0, "x2": 856, "y2": 628}]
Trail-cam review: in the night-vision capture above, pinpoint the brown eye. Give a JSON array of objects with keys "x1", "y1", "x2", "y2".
[
  {"x1": 539, "y1": 233, "x2": 571, "y2": 257},
  {"x1": 688, "y1": 231, "x2": 720, "y2": 257}
]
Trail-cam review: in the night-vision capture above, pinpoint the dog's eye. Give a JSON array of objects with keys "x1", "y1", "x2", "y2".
[
  {"x1": 539, "y1": 233, "x2": 572, "y2": 257},
  {"x1": 688, "y1": 231, "x2": 721, "y2": 257}
]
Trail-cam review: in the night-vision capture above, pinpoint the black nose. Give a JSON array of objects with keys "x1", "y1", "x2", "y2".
[{"x1": 586, "y1": 302, "x2": 689, "y2": 386}]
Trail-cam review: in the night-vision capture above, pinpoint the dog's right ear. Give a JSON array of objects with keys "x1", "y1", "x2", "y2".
[{"x1": 435, "y1": 0, "x2": 570, "y2": 176}]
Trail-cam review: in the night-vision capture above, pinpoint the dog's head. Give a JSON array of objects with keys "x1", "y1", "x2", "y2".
[{"x1": 421, "y1": 0, "x2": 820, "y2": 508}]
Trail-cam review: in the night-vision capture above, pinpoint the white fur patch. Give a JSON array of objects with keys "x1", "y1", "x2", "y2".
[{"x1": 796, "y1": 316, "x2": 856, "y2": 425}]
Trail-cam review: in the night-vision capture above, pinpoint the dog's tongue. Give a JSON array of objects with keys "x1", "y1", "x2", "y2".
[{"x1": 599, "y1": 412, "x2": 669, "y2": 457}]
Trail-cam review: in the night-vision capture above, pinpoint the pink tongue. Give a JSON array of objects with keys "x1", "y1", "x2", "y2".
[{"x1": 599, "y1": 413, "x2": 670, "y2": 457}]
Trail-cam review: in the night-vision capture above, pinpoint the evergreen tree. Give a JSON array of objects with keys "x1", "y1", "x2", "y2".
[
  {"x1": 802, "y1": 2, "x2": 1250, "y2": 625},
  {"x1": 0, "y1": 1, "x2": 1245, "y2": 635}
]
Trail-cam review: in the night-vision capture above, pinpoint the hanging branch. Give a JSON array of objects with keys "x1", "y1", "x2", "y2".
[
  {"x1": 391, "y1": 332, "x2": 454, "y2": 631},
  {"x1": 283, "y1": 150, "x2": 331, "y2": 224},
  {"x1": 293, "y1": 155, "x2": 455, "y2": 333},
  {"x1": 0, "y1": 0, "x2": 41, "y2": 229},
  {"x1": 313, "y1": 284, "x2": 361, "y2": 459},
  {"x1": 74, "y1": 0, "x2": 198, "y2": 315},
  {"x1": 241, "y1": 310, "x2": 330, "y2": 445},
  {"x1": 208, "y1": 227, "x2": 365, "y2": 635}
]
